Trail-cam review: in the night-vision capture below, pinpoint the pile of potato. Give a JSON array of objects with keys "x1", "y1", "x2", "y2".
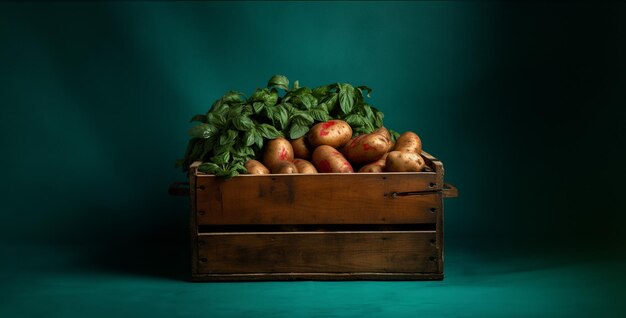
[{"x1": 244, "y1": 119, "x2": 426, "y2": 174}]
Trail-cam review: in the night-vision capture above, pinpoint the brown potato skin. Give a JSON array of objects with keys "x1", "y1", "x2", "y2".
[
  {"x1": 263, "y1": 137, "x2": 294, "y2": 170},
  {"x1": 290, "y1": 136, "x2": 312, "y2": 160},
  {"x1": 271, "y1": 161, "x2": 298, "y2": 174},
  {"x1": 358, "y1": 153, "x2": 389, "y2": 173},
  {"x1": 379, "y1": 127, "x2": 392, "y2": 141},
  {"x1": 385, "y1": 151, "x2": 426, "y2": 172},
  {"x1": 244, "y1": 159, "x2": 270, "y2": 175},
  {"x1": 312, "y1": 145, "x2": 354, "y2": 173},
  {"x1": 293, "y1": 159, "x2": 318, "y2": 174},
  {"x1": 342, "y1": 127, "x2": 392, "y2": 165},
  {"x1": 308, "y1": 120, "x2": 352, "y2": 148},
  {"x1": 393, "y1": 131, "x2": 422, "y2": 154}
]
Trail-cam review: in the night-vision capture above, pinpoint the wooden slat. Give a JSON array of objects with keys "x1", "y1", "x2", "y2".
[
  {"x1": 189, "y1": 161, "x2": 202, "y2": 276},
  {"x1": 191, "y1": 272, "x2": 443, "y2": 281},
  {"x1": 421, "y1": 150, "x2": 444, "y2": 189},
  {"x1": 197, "y1": 231, "x2": 440, "y2": 274},
  {"x1": 195, "y1": 173, "x2": 441, "y2": 225}
]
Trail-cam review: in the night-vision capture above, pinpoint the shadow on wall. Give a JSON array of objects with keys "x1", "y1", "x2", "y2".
[{"x1": 54, "y1": 186, "x2": 193, "y2": 281}]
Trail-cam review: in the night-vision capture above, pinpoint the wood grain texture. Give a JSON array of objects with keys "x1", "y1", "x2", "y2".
[
  {"x1": 196, "y1": 173, "x2": 441, "y2": 225},
  {"x1": 421, "y1": 150, "x2": 444, "y2": 189},
  {"x1": 189, "y1": 161, "x2": 202, "y2": 276},
  {"x1": 197, "y1": 231, "x2": 440, "y2": 274},
  {"x1": 190, "y1": 272, "x2": 443, "y2": 281}
]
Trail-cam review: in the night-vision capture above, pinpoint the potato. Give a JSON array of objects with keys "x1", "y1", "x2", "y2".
[
  {"x1": 342, "y1": 127, "x2": 393, "y2": 165},
  {"x1": 290, "y1": 136, "x2": 312, "y2": 160},
  {"x1": 312, "y1": 145, "x2": 354, "y2": 173},
  {"x1": 385, "y1": 151, "x2": 426, "y2": 172},
  {"x1": 244, "y1": 159, "x2": 270, "y2": 175},
  {"x1": 308, "y1": 120, "x2": 352, "y2": 148},
  {"x1": 379, "y1": 127, "x2": 392, "y2": 141},
  {"x1": 358, "y1": 153, "x2": 389, "y2": 173},
  {"x1": 293, "y1": 159, "x2": 318, "y2": 174},
  {"x1": 393, "y1": 131, "x2": 422, "y2": 154},
  {"x1": 271, "y1": 161, "x2": 298, "y2": 174},
  {"x1": 263, "y1": 137, "x2": 294, "y2": 170}
]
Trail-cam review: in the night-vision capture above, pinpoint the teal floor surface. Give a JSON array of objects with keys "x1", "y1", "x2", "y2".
[{"x1": 2, "y1": 244, "x2": 624, "y2": 317}]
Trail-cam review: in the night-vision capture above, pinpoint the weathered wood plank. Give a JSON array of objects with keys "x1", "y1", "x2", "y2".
[
  {"x1": 189, "y1": 161, "x2": 202, "y2": 276},
  {"x1": 197, "y1": 231, "x2": 440, "y2": 274},
  {"x1": 190, "y1": 272, "x2": 443, "y2": 281},
  {"x1": 196, "y1": 174, "x2": 441, "y2": 225}
]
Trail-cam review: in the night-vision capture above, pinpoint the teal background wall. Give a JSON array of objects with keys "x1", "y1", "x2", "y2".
[{"x1": 1, "y1": 2, "x2": 625, "y2": 317}]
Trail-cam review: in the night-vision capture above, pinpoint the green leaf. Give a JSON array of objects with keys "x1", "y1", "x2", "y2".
[
  {"x1": 267, "y1": 75, "x2": 290, "y2": 91},
  {"x1": 310, "y1": 107, "x2": 331, "y2": 122},
  {"x1": 233, "y1": 162, "x2": 247, "y2": 173},
  {"x1": 219, "y1": 129, "x2": 238, "y2": 146},
  {"x1": 241, "y1": 104, "x2": 253, "y2": 117},
  {"x1": 320, "y1": 93, "x2": 338, "y2": 112},
  {"x1": 227, "y1": 105, "x2": 243, "y2": 119},
  {"x1": 208, "y1": 98, "x2": 223, "y2": 112},
  {"x1": 266, "y1": 90, "x2": 278, "y2": 105},
  {"x1": 363, "y1": 104, "x2": 375, "y2": 122},
  {"x1": 253, "y1": 102, "x2": 265, "y2": 114},
  {"x1": 200, "y1": 138, "x2": 216, "y2": 158},
  {"x1": 225, "y1": 169, "x2": 240, "y2": 179},
  {"x1": 257, "y1": 123, "x2": 282, "y2": 139},
  {"x1": 232, "y1": 116, "x2": 254, "y2": 131},
  {"x1": 286, "y1": 89, "x2": 314, "y2": 110},
  {"x1": 300, "y1": 94, "x2": 316, "y2": 110},
  {"x1": 222, "y1": 91, "x2": 244, "y2": 103},
  {"x1": 290, "y1": 112, "x2": 314, "y2": 127},
  {"x1": 254, "y1": 130, "x2": 264, "y2": 149},
  {"x1": 189, "y1": 114, "x2": 207, "y2": 123},
  {"x1": 207, "y1": 112, "x2": 227, "y2": 129},
  {"x1": 188, "y1": 123, "x2": 217, "y2": 139},
  {"x1": 243, "y1": 130, "x2": 255, "y2": 147},
  {"x1": 389, "y1": 129, "x2": 401, "y2": 143},
  {"x1": 289, "y1": 124, "x2": 309, "y2": 139},
  {"x1": 262, "y1": 105, "x2": 275, "y2": 121},
  {"x1": 211, "y1": 151, "x2": 231, "y2": 165},
  {"x1": 197, "y1": 162, "x2": 221, "y2": 175},
  {"x1": 312, "y1": 85, "x2": 330, "y2": 98},
  {"x1": 375, "y1": 110, "x2": 384, "y2": 127},
  {"x1": 273, "y1": 106, "x2": 289, "y2": 130},
  {"x1": 249, "y1": 88, "x2": 269, "y2": 102},
  {"x1": 343, "y1": 114, "x2": 366, "y2": 127},
  {"x1": 338, "y1": 83, "x2": 355, "y2": 114},
  {"x1": 357, "y1": 85, "x2": 373, "y2": 98},
  {"x1": 354, "y1": 126, "x2": 372, "y2": 135},
  {"x1": 249, "y1": 88, "x2": 278, "y2": 106}
]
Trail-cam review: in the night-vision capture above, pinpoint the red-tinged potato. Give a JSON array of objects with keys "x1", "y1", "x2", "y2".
[
  {"x1": 263, "y1": 137, "x2": 294, "y2": 170},
  {"x1": 385, "y1": 151, "x2": 426, "y2": 172},
  {"x1": 308, "y1": 120, "x2": 352, "y2": 148},
  {"x1": 312, "y1": 145, "x2": 354, "y2": 173},
  {"x1": 244, "y1": 159, "x2": 270, "y2": 175},
  {"x1": 358, "y1": 153, "x2": 389, "y2": 173},
  {"x1": 293, "y1": 159, "x2": 318, "y2": 174},
  {"x1": 342, "y1": 127, "x2": 393, "y2": 165},
  {"x1": 393, "y1": 131, "x2": 422, "y2": 154},
  {"x1": 271, "y1": 161, "x2": 298, "y2": 174},
  {"x1": 290, "y1": 136, "x2": 312, "y2": 160}
]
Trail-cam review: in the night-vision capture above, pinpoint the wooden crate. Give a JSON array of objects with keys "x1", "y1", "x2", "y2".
[{"x1": 172, "y1": 151, "x2": 457, "y2": 281}]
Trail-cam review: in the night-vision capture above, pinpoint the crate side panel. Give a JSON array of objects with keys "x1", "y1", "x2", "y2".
[
  {"x1": 196, "y1": 173, "x2": 440, "y2": 225},
  {"x1": 197, "y1": 231, "x2": 439, "y2": 274}
]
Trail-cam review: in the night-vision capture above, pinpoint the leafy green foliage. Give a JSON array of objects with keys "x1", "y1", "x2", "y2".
[{"x1": 178, "y1": 75, "x2": 392, "y2": 178}]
